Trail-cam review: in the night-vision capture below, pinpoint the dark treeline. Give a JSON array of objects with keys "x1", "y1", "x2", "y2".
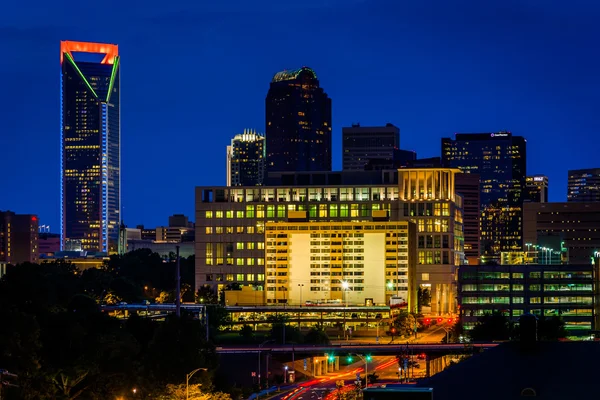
[{"x1": 0, "y1": 250, "x2": 239, "y2": 399}]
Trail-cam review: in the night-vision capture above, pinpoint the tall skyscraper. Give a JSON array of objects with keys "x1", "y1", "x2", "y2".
[
  {"x1": 61, "y1": 41, "x2": 121, "y2": 253},
  {"x1": 567, "y1": 168, "x2": 600, "y2": 202},
  {"x1": 455, "y1": 173, "x2": 481, "y2": 265},
  {"x1": 226, "y1": 129, "x2": 265, "y2": 186},
  {"x1": 525, "y1": 175, "x2": 548, "y2": 203},
  {"x1": 342, "y1": 123, "x2": 400, "y2": 171},
  {"x1": 266, "y1": 67, "x2": 332, "y2": 173},
  {"x1": 442, "y1": 132, "x2": 526, "y2": 260}
]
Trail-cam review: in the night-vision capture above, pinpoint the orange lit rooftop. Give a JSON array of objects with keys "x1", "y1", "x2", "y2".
[{"x1": 60, "y1": 40, "x2": 119, "y2": 65}]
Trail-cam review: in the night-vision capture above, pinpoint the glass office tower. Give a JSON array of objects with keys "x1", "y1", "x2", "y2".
[
  {"x1": 442, "y1": 132, "x2": 526, "y2": 261},
  {"x1": 266, "y1": 67, "x2": 332, "y2": 173},
  {"x1": 61, "y1": 41, "x2": 120, "y2": 253}
]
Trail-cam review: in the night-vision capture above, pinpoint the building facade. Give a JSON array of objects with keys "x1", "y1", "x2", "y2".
[
  {"x1": 525, "y1": 175, "x2": 548, "y2": 203},
  {"x1": 458, "y1": 264, "x2": 598, "y2": 337},
  {"x1": 196, "y1": 167, "x2": 464, "y2": 314},
  {"x1": 455, "y1": 173, "x2": 481, "y2": 265},
  {"x1": 523, "y1": 202, "x2": 600, "y2": 265},
  {"x1": 226, "y1": 129, "x2": 265, "y2": 186},
  {"x1": 568, "y1": 168, "x2": 600, "y2": 202},
  {"x1": 342, "y1": 123, "x2": 400, "y2": 171},
  {"x1": 265, "y1": 67, "x2": 332, "y2": 172},
  {"x1": 442, "y1": 132, "x2": 526, "y2": 260},
  {"x1": 265, "y1": 220, "x2": 417, "y2": 311},
  {"x1": 61, "y1": 41, "x2": 121, "y2": 253},
  {"x1": 0, "y1": 211, "x2": 39, "y2": 264}
]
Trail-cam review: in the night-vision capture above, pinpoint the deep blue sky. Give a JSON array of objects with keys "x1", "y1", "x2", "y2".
[{"x1": 1, "y1": 0, "x2": 599, "y2": 230}]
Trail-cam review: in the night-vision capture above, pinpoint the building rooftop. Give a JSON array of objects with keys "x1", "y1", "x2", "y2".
[
  {"x1": 418, "y1": 341, "x2": 600, "y2": 400},
  {"x1": 271, "y1": 66, "x2": 317, "y2": 82}
]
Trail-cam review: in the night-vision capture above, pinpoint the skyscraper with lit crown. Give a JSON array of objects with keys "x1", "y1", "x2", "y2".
[
  {"x1": 61, "y1": 41, "x2": 121, "y2": 253},
  {"x1": 266, "y1": 67, "x2": 332, "y2": 173},
  {"x1": 227, "y1": 129, "x2": 265, "y2": 186}
]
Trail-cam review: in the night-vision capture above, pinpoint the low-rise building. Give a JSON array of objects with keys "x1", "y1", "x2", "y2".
[
  {"x1": 0, "y1": 210, "x2": 39, "y2": 264},
  {"x1": 458, "y1": 264, "x2": 598, "y2": 337}
]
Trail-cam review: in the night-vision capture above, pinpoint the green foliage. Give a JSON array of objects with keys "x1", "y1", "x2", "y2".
[
  {"x1": 304, "y1": 326, "x2": 330, "y2": 345},
  {"x1": 196, "y1": 286, "x2": 219, "y2": 304},
  {"x1": 0, "y1": 254, "x2": 234, "y2": 400},
  {"x1": 239, "y1": 324, "x2": 254, "y2": 340},
  {"x1": 469, "y1": 311, "x2": 513, "y2": 342},
  {"x1": 538, "y1": 316, "x2": 567, "y2": 340},
  {"x1": 417, "y1": 287, "x2": 431, "y2": 309},
  {"x1": 392, "y1": 311, "x2": 420, "y2": 337},
  {"x1": 268, "y1": 315, "x2": 303, "y2": 344}
]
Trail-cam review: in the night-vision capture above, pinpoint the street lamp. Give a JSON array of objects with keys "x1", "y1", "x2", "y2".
[
  {"x1": 342, "y1": 281, "x2": 349, "y2": 307},
  {"x1": 298, "y1": 284, "x2": 304, "y2": 305},
  {"x1": 258, "y1": 339, "x2": 275, "y2": 391},
  {"x1": 284, "y1": 365, "x2": 288, "y2": 383},
  {"x1": 348, "y1": 353, "x2": 372, "y2": 388},
  {"x1": 186, "y1": 368, "x2": 207, "y2": 400}
]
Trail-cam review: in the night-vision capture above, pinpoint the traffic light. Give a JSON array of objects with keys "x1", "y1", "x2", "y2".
[
  {"x1": 347, "y1": 355, "x2": 354, "y2": 363},
  {"x1": 328, "y1": 354, "x2": 335, "y2": 362},
  {"x1": 366, "y1": 355, "x2": 372, "y2": 362},
  {"x1": 447, "y1": 318, "x2": 454, "y2": 324},
  {"x1": 424, "y1": 318, "x2": 431, "y2": 324},
  {"x1": 437, "y1": 318, "x2": 443, "y2": 323}
]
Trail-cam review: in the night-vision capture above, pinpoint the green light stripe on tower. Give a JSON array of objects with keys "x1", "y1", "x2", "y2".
[
  {"x1": 64, "y1": 52, "x2": 98, "y2": 99},
  {"x1": 106, "y1": 56, "x2": 119, "y2": 103}
]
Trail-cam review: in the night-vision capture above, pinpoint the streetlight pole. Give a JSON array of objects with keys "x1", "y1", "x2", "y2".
[
  {"x1": 186, "y1": 368, "x2": 207, "y2": 400},
  {"x1": 350, "y1": 354, "x2": 370, "y2": 389},
  {"x1": 298, "y1": 284, "x2": 304, "y2": 305},
  {"x1": 258, "y1": 339, "x2": 275, "y2": 392}
]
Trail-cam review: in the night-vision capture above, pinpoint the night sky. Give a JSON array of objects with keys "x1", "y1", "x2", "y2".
[{"x1": 1, "y1": 0, "x2": 599, "y2": 231}]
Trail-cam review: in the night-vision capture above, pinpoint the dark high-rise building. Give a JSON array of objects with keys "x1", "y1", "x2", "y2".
[
  {"x1": 525, "y1": 175, "x2": 548, "y2": 203},
  {"x1": 266, "y1": 67, "x2": 331, "y2": 172},
  {"x1": 568, "y1": 168, "x2": 600, "y2": 202},
  {"x1": 442, "y1": 132, "x2": 526, "y2": 259},
  {"x1": 342, "y1": 123, "x2": 399, "y2": 171},
  {"x1": 61, "y1": 41, "x2": 121, "y2": 253},
  {"x1": 0, "y1": 211, "x2": 39, "y2": 264},
  {"x1": 455, "y1": 173, "x2": 481, "y2": 264},
  {"x1": 226, "y1": 129, "x2": 265, "y2": 186}
]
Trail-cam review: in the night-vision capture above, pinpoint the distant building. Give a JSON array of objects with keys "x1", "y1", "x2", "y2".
[
  {"x1": 455, "y1": 173, "x2": 481, "y2": 264},
  {"x1": 168, "y1": 214, "x2": 193, "y2": 228},
  {"x1": 226, "y1": 130, "x2": 265, "y2": 186},
  {"x1": 525, "y1": 175, "x2": 548, "y2": 203},
  {"x1": 60, "y1": 41, "x2": 121, "y2": 253},
  {"x1": 568, "y1": 168, "x2": 600, "y2": 202},
  {"x1": 342, "y1": 123, "x2": 400, "y2": 171},
  {"x1": 0, "y1": 211, "x2": 39, "y2": 264},
  {"x1": 127, "y1": 240, "x2": 194, "y2": 259},
  {"x1": 156, "y1": 226, "x2": 194, "y2": 243},
  {"x1": 136, "y1": 225, "x2": 156, "y2": 241},
  {"x1": 266, "y1": 67, "x2": 332, "y2": 172},
  {"x1": 523, "y1": 202, "x2": 600, "y2": 265},
  {"x1": 39, "y1": 232, "x2": 61, "y2": 256},
  {"x1": 458, "y1": 264, "x2": 597, "y2": 336},
  {"x1": 442, "y1": 132, "x2": 527, "y2": 260}
]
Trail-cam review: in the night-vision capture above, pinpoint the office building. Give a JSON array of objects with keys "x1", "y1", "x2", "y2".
[
  {"x1": 525, "y1": 175, "x2": 548, "y2": 203},
  {"x1": 568, "y1": 168, "x2": 600, "y2": 202},
  {"x1": 0, "y1": 211, "x2": 39, "y2": 264},
  {"x1": 196, "y1": 167, "x2": 464, "y2": 314},
  {"x1": 265, "y1": 67, "x2": 332, "y2": 172},
  {"x1": 342, "y1": 123, "x2": 400, "y2": 171},
  {"x1": 169, "y1": 214, "x2": 193, "y2": 228},
  {"x1": 61, "y1": 41, "x2": 121, "y2": 253},
  {"x1": 458, "y1": 264, "x2": 597, "y2": 337},
  {"x1": 523, "y1": 202, "x2": 600, "y2": 265},
  {"x1": 39, "y1": 232, "x2": 61, "y2": 256},
  {"x1": 265, "y1": 220, "x2": 417, "y2": 311},
  {"x1": 136, "y1": 225, "x2": 156, "y2": 241},
  {"x1": 226, "y1": 129, "x2": 265, "y2": 186},
  {"x1": 442, "y1": 132, "x2": 526, "y2": 260},
  {"x1": 455, "y1": 173, "x2": 481, "y2": 264}
]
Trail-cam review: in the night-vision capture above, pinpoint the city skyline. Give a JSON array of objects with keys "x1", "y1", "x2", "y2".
[{"x1": 1, "y1": 1, "x2": 599, "y2": 230}]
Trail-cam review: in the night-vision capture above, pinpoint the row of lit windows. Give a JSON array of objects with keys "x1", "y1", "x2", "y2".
[
  {"x1": 205, "y1": 273, "x2": 265, "y2": 282},
  {"x1": 462, "y1": 271, "x2": 592, "y2": 280},
  {"x1": 462, "y1": 296, "x2": 593, "y2": 305},
  {"x1": 462, "y1": 284, "x2": 592, "y2": 292}
]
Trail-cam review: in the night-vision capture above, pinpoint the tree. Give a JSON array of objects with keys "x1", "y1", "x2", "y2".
[
  {"x1": 268, "y1": 315, "x2": 303, "y2": 344},
  {"x1": 469, "y1": 311, "x2": 513, "y2": 342},
  {"x1": 156, "y1": 291, "x2": 175, "y2": 304},
  {"x1": 536, "y1": 316, "x2": 567, "y2": 341},
  {"x1": 239, "y1": 325, "x2": 254, "y2": 340},
  {"x1": 159, "y1": 384, "x2": 232, "y2": 400},
  {"x1": 392, "y1": 311, "x2": 419, "y2": 337},
  {"x1": 196, "y1": 286, "x2": 219, "y2": 305},
  {"x1": 417, "y1": 288, "x2": 431, "y2": 310},
  {"x1": 304, "y1": 326, "x2": 330, "y2": 345}
]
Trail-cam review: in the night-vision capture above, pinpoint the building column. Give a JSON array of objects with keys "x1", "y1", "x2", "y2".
[{"x1": 335, "y1": 357, "x2": 340, "y2": 371}]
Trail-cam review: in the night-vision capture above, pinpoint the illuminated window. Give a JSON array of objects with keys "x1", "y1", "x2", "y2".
[
  {"x1": 267, "y1": 206, "x2": 275, "y2": 218},
  {"x1": 206, "y1": 211, "x2": 213, "y2": 218},
  {"x1": 236, "y1": 242, "x2": 244, "y2": 250},
  {"x1": 277, "y1": 205, "x2": 286, "y2": 218},
  {"x1": 237, "y1": 259, "x2": 244, "y2": 266},
  {"x1": 330, "y1": 204, "x2": 338, "y2": 217},
  {"x1": 258, "y1": 242, "x2": 265, "y2": 250},
  {"x1": 226, "y1": 274, "x2": 234, "y2": 281},
  {"x1": 248, "y1": 273, "x2": 255, "y2": 281},
  {"x1": 247, "y1": 258, "x2": 255, "y2": 265},
  {"x1": 236, "y1": 211, "x2": 244, "y2": 218},
  {"x1": 237, "y1": 274, "x2": 244, "y2": 281},
  {"x1": 247, "y1": 242, "x2": 255, "y2": 250},
  {"x1": 422, "y1": 273, "x2": 429, "y2": 281},
  {"x1": 247, "y1": 226, "x2": 255, "y2": 234},
  {"x1": 216, "y1": 211, "x2": 223, "y2": 218},
  {"x1": 246, "y1": 205, "x2": 255, "y2": 218},
  {"x1": 205, "y1": 227, "x2": 213, "y2": 234},
  {"x1": 226, "y1": 211, "x2": 233, "y2": 218}
]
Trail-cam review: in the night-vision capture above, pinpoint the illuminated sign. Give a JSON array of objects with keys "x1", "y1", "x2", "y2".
[
  {"x1": 534, "y1": 176, "x2": 544, "y2": 182},
  {"x1": 490, "y1": 133, "x2": 509, "y2": 138}
]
